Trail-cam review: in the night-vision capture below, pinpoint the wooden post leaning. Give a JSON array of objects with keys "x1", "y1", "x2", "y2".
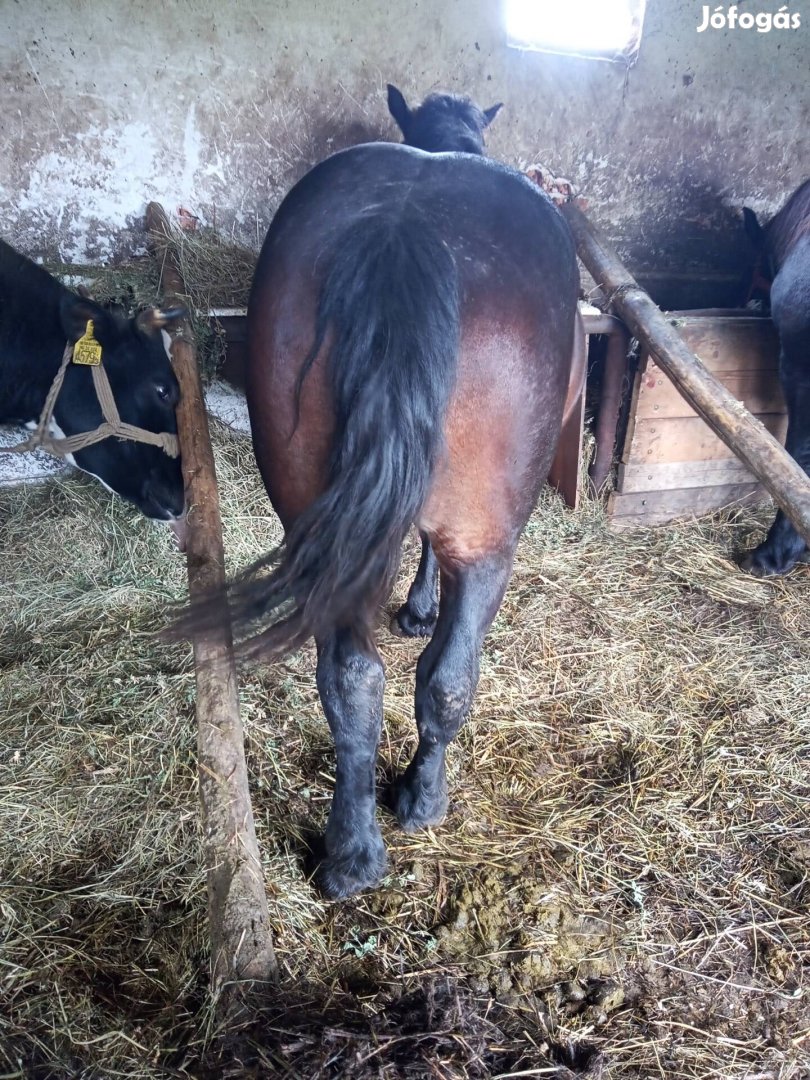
[
  {"x1": 561, "y1": 201, "x2": 810, "y2": 546},
  {"x1": 146, "y1": 201, "x2": 277, "y2": 990}
]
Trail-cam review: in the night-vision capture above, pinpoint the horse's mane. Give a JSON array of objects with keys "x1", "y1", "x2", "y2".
[{"x1": 766, "y1": 178, "x2": 810, "y2": 269}]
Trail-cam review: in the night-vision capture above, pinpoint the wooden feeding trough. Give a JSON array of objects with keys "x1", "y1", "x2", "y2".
[
  {"x1": 609, "y1": 311, "x2": 787, "y2": 528},
  {"x1": 209, "y1": 306, "x2": 248, "y2": 392}
]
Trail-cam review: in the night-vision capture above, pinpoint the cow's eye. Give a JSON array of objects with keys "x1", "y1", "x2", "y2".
[{"x1": 155, "y1": 383, "x2": 171, "y2": 402}]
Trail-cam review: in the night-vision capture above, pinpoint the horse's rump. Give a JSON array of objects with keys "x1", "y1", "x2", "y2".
[{"x1": 248, "y1": 143, "x2": 578, "y2": 573}]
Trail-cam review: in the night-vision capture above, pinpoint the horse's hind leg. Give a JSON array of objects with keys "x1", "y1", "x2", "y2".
[
  {"x1": 392, "y1": 548, "x2": 513, "y2": 831},
  {"x1": 391, "y1": 532, "x2": 439, "y2": 638},
  {"x1": 315, "y1": 626, "x2": 388, "y2": 897}
]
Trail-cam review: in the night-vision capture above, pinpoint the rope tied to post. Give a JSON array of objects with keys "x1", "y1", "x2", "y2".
[
  {"x1": 605, "y1": 282, "x2": 649, "y2": 308},
  {"x1": 2, "y1": 334, "x2": 179, "y2": 459}
]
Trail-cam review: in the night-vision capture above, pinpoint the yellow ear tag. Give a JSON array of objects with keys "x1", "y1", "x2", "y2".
[{"x1": 72, "y1": 320, "x2": 103, "y2": 366}]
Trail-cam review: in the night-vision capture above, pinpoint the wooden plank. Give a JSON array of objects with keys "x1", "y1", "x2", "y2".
[
  {"x1": 547, "y1": 378, "x2": 585, "y2": 509},
  {"x1": 664, "y1": 308, "x2": 763, "y2": 317},
  {"x1": 628, "y1": 413, "x2": 788, "y2": 466},
  {"x1": 548, "y1": 313, "x2": 587, "y2": 509},
  {"x1": 636, "y1": 365, "x2": 785, "y2": 421},
  {"x1": 589, "y1": 318, "x2": 631, "y2": 492},
  {"x1": 608, "y1": 482, "x2": 765, "y2": 528},
  {"x1": 618, "y1": 457, "x2": 763, "y2": 493},
  {"x1": 618, "y1": 337, "x2": 646, "y2": 465},
  {"x1": 667, "y1": 316, "x2": 780, "y2": 375}
]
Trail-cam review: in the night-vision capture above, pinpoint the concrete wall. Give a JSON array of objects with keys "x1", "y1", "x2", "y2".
[{"x1": 2, "y1": 0, "x2": 807, "y2": 294}]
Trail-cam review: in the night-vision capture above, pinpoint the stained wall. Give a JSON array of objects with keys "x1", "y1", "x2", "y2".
[{"x1": 2, "y1": 0, "x2": 806, "y2": 297}]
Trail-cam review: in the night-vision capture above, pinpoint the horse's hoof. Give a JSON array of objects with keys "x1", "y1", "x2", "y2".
[
  {"x1": 315, "y1": 841, "x2": 388, "y2": 899},
  {"x1": 390, "y1": 604, "x2": 438, "y2": 639},
  {"x1": 739, "y1": 552, "x2": 769, "y2": 577},
  {"x1": 390, "y1": 778, "x2": 449, "y2": 833},
  {"x1": 739, "y1": 548, "x2": 790, "y2": 577}
]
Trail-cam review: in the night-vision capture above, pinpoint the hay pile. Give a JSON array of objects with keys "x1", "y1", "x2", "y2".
[
  {"x1": 1, "y1": 429, "x2": 808, "y2": 1078},
  {"x1": 49, "y1": 228, "x2": 259, "y2": 381}
]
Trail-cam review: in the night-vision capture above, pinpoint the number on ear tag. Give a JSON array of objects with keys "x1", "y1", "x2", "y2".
[{"x1": 73, "y1": 320, "x2": 103, "y2": 366}]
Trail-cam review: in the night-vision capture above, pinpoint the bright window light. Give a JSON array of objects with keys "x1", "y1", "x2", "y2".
[{"x1": 505, "y1": 0, "x2": 646, "y2": 62}]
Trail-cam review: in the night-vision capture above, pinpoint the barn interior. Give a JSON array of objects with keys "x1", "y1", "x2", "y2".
[{"x1": 1, "y1": 1, "x2": 809, "y2": 1077}]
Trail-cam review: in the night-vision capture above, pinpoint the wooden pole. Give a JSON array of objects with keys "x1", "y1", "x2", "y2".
[
  {"x1": 146, "y1": 202, "x2": 277, "y2": 989},
  {"x1": 581, "y1": 314, "x2": 631, "y2": 493},
  {"x1": 561, "y1": 201, "x2": 810, "y2": 546}
]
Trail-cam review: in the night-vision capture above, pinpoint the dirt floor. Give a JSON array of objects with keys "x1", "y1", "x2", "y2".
[{"x1": 1, "y1": 427, "x2": 809, "y2": 1079}]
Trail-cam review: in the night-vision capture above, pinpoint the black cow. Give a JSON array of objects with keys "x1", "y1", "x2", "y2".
[
  {"x1": 0, "y1": 238, "x2": 185, "y2": 521},
  {"x1": 742, "y1": 183, "x2": 810, "y2": 575}
]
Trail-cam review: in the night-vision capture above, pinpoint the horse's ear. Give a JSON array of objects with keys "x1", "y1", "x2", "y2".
[
  {"x1": 743, "y1": 207, "x2": 764, "y2": 248},
  {"x1": 59, "y1": 292, "x2": 108, "y2": 343},
  {"x1": 482, "y1": 102, "x2": 503, "y2": 127},
  {"x1": 387, "y1": 84, "x2": 411, "y2": 134}
]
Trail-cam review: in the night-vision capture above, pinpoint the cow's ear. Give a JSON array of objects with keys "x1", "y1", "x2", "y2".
[
  {"x1": 59, "y1": 292, "x2": 109, "y2": 343},
  {"x1": 387, "y1": 84, "x2": 411, "y2": 135},
  {"x1": 482, "y1": 102, "x2": 503, "y2": 127}
]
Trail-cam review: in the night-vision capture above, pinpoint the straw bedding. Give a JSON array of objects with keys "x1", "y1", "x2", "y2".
[{"x1": 1, "y1": 419, "x2": 808, "y2": 1077}]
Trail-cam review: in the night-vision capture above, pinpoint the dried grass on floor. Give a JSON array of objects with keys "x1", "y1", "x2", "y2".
[{"x1": 1, "y1": 428, "x2": 808, "y2": 1079}]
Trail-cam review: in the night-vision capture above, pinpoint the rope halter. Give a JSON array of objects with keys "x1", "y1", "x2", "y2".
[{"x1": 2, "y1": 321, "x2": 179, "y2": 459}]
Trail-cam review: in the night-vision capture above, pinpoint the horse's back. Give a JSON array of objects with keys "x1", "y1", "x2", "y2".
[{"x1": 255, "y1": 142, "x2": 576, "y2": 311}]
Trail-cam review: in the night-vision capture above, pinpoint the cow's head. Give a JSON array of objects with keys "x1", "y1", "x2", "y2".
[
  {"x1": 55, "y1": 294, "x2": 186, "y2": 521},
  {"x1": 387, "y1": 84, "x2": 502, "y2": 155}
]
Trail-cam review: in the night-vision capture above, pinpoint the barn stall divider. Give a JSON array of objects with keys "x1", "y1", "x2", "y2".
[
  {"x1": 145, "y1": 202, "x2": 277, "y2": 993},
  {"x1": 561, "y1": 201, "x2": 810, "y2": 546}
]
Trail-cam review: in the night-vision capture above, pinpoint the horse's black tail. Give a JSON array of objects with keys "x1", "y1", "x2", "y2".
[{"x1": 212, "y1": 211, "x2": 458, "y2": 657}]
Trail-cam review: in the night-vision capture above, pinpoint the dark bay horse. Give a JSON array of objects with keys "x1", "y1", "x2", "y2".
[
  {"x1": 199, "y1": 89, "x2": 582, "y2": 897},
  {"x1": 742, "y1": 181, "x2": 810, "y2": 575}
]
